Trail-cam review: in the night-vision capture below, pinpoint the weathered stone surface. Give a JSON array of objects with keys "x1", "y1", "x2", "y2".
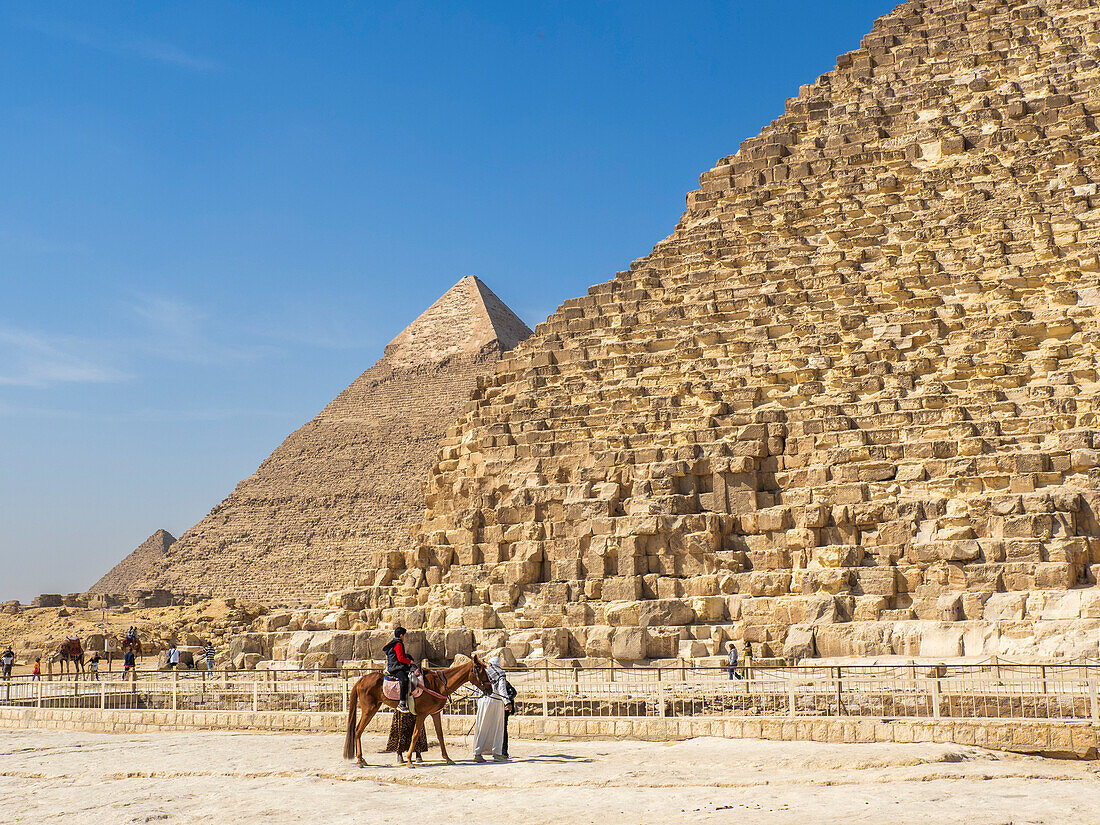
[{"x1": 374, "y1": 0, "x2": 1100, "y2": 662}]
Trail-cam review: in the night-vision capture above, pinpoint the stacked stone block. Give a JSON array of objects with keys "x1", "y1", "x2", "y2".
[{"x1": 370, "y1": 0, "x2": 1100, "y2": 661}]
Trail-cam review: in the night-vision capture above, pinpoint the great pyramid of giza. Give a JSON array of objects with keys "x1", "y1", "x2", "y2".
[
  {"x1": 89, "y1": 529, "x2": 176, "y2": 595},
  {"x1": 99, "y1": 276, "x2": 531, "y2": 602},
  {"x1": 349, "y1": 0, "x2": 1100, "y2": 662}
]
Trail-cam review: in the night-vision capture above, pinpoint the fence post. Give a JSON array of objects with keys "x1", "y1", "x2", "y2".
[
  {"x1": 658, "y1": 683, "x2": 666, "y2": 718},
  {"x1": 991, "y1": 654, "x2": 1001, "y2": 684},
  {"x1": 100, "y1": 679, "x2": 106, "y2": 710},
  {"x1": 314, "y1": 664, "x2": 320, "y2": 683},
  {"x1": 930, "y1": 677, "x2": 941, "y2": 719},
  {"x1": 679, "y1": 658, "x2": 686, "y2": 682},
  {"x1": 252, "y1": 680, "x2": 259, "y2": 713},
  {"x1": 788, "y1": 674, "x2": 796, "y2": 717},
  {"x1": 1041, "y1": 665, "x2": 1048, "y2": 695},
  {"x1": 37, "y1": 678, "x2": 42, "y2": 708},
  {"x1": 609, "y1": 663, "x2": 615, "y2": 684},
  {"x1": 172, "y1": 669, "x2": 179, "y2": 711},
  {"x1": 835, "y1": 667, "x2": 843, "y2": 716},
  {"x1": 342, "y1": 677, "x2": 349, "y2": 714},
  {"x1": 572, "y1": 666, "x2": 579, "y2": 696},
  {"x1": 541, "y1": 664, "x2": 549, "y2": 719},
  {"x1": 1090, "y1": 678, "x2": 1099, "y2": 725}
]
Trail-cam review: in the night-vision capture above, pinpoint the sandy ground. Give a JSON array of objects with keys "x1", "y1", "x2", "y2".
[{"x1": 2, "y1": 728, "x2": 1100, "y2": 825}]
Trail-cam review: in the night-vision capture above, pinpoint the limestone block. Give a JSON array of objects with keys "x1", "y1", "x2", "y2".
[
  {"x1": 853, "y1": 596, "x2": 887, "y2": 621},
  {"x1": 541, "y1": 628, "x2": 571, "y2": 658},
  {"x1": 602, "y1": 576, "x2": 643, "y2": 601},
  {"x1": 636, "y1": 599, "x2": 693, "y2": 627},
  {"x1": 689, "y1": 596, "x2": 727, "y2": 622},
  {"x1": 611, "y1": 627, "x2": 646, "y2": 660},
  {"x1": 462, "y1": 605, "x2": 500, "y2": 629},
  {"x1": 301, "y1": 652, "x2": 336, "y2": 670},
  {"x1": 678, "y1": 639, "x2": 710, "y2": 658},
  {"x1": 984, "y1": 592, "x2": 1027, "y2": 621},
  {"x1": 584, "y1": 626, "x2": 613, "y2": 658},
  {"x1": 606, "y1": 601, "x2": 641, "y2": 627},
  {"x1": 812, "y1": 545, "x2": 863, "y2": 568},
  {"x1": 644, "y1": 628, "x2": 681, "y2": 659},
  {"x1": 1035, "y1": 562, "x2": 1075, "y2": 589},
  {"x1": 852, "y1": 568, "x2": 896, "y2": 596},
  {"x1": 917, "y1": 623, "x2": 965, "y2": 658},
  {"x1": 783, "y1": 625, "x2": 816, "y2": 661}
]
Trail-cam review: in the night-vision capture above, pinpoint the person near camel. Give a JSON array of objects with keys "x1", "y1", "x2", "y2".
[{"x1": 382, "y1": 627, "x2": 414, "y2": 713}]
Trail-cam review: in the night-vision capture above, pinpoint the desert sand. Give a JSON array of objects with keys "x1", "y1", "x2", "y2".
[{"x1": 1, "y1": 727, "x2": 1099, "y2": 824}]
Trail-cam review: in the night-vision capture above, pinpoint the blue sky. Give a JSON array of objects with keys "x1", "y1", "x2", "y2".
[{"x1": 0, "y1": 1, "x2": 892, "y2": 602}]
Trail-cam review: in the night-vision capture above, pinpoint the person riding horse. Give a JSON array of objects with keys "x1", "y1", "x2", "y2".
[{"x1": 382, "y1": 627, "x2": 415, "y2": 713}]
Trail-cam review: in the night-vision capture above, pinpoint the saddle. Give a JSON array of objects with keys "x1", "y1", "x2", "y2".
[{"x1": 382, "y1": 670, "x2": 425, "y2": 702}]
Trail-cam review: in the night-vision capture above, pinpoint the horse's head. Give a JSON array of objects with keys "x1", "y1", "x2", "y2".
[{"x1": 469, "y1": 654, "x2": 493, "y2": 695}]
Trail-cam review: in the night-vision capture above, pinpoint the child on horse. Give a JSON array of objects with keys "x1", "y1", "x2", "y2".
[{"x1": 382, "y1": 627, "x2": 415, "y2": 713}]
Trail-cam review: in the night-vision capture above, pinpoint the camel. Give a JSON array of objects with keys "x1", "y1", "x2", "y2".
[
  {"x1": 343, "y1": 655, "x2": 493, "y2": 767},
  {"x1": 51, "y1": 638, "x2": 85, "y2": 678}
]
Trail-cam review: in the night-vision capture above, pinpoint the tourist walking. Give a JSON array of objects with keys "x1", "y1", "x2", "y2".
[
  {"x1": 727, "y1": 642, "x2": 741, "y2": 680},
  {"x1": 203, "y1": 642, "x2": 216, "y2": 673},
  {"x1": 472, "y1": 656, "x2": 509, "y2": 762},
  {"x1": 32, "y1": 657, "x2": 41, "y2": 680},
  {"x1": 89, "y1": 652, "x2": 101, "y2": 680},
  {"x1": 123, "y1": 649, "x2": 136, "y2": 681},
  {"x1": 167, "y1": 644, "x2": 180, "y2": 671},
  {"x1": 0, "y1": 646, "x2": 14, "y2": 679}
]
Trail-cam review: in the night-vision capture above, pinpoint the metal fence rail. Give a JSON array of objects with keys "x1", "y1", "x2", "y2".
[{"x1": 2, "y1": 662, "x2": 1098, "y2": 722}]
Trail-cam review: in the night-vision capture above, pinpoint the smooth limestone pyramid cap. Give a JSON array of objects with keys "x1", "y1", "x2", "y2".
[
  {"x1": 89, "y1": 529, "x2": 176, "y2": 594},
  {"x1": 383, "y1": 276, "x2": 533, "y2": 369}
]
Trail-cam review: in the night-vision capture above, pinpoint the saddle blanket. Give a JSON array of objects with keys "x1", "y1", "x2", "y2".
[{"x1": 382, "y1": 673, "x2": 424, "y2": 702}]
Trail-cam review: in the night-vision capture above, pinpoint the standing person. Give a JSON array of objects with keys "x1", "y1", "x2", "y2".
[
  {"x1": 32, "y1": 657, "x2": 41, "y2": 680},
  {"x1": 0, "y1": 646, "x2": 14, "y2": 679},
  {"x1": 472, "y1": 656, "x2": 508, "y2": 762},
  {"x1": 727, "y1": 643, "x2": 741, "y2": 681},
  {"x1": 167, "y1": 644, "x2": 180, "y2": 671},
  {"x1": 89, "y1": 652, "x2": 101, "y2": 680},
  {"x1": 501, "y1": 670, "x2": 517, "y2": 759},
  {"x1": 123, "y1": 649, "x2": 136, "y2": 681},
  {"x1": 381, "y1": 627, "x2": 414, "y2": 713},
  {"x1": 383, "y1": 708, "x2": 428, "y2": 763},
  {"x1": 742, "y1": 641, "x2": 753, "y2": 682},
  {"x1": 203, "y1": 642, "x2": 216, "y2": 673}
]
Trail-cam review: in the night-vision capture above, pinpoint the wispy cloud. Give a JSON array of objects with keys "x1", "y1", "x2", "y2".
[
  {"x1": 128, "y1": 295, "x2": 276, "y2": 365},
  {"x1": 0, "y1": 326, "x2": 128, "y2": 388},
  {"x1": 23, "y1": 18, "x2": 221, "y2": 72}
]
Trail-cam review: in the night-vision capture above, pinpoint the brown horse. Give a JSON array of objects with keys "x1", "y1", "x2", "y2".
[
  {"x1": 343, "y1": 655, "x2": 493, "y2": 767},
  {"x1": 51, "y1": 638, "x2": 84, "y2": 677}
]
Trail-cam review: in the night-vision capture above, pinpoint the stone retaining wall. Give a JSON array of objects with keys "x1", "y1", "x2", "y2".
[{"x1": 1, "y1": 706, "x2": 1096, "y2": 759}]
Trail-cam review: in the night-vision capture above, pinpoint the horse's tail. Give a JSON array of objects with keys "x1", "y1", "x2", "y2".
[{"x1": 342, "y1": 680, "x2": 358, "y2": 760}]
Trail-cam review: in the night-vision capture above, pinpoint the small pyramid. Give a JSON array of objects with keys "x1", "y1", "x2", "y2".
[
  {"x1": 118, "y1": 278, "x2": 532, "y2": 603},
  {"x1": 384, "y1": 276, "x2": 533, "y2": 368},
  {"x1": 89, "y1": 529, "x2": 176, "y2": 594}
]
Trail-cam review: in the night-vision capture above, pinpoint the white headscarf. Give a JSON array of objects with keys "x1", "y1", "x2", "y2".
[{"x1": 486, "y1": 656, "x2": 508, "y2": 697}]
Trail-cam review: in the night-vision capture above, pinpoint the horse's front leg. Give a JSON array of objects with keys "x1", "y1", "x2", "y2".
[
  {"x1": 406, "y1": 716, "x2": 428, "y2": 768},
  {"x1": 432, "y1": 712, "x2": 453, "y2": 764}
]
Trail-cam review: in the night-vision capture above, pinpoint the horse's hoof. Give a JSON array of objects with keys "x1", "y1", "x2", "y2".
[{"x1": 356, "y1": 760, "x2": 367, "y2": 768}]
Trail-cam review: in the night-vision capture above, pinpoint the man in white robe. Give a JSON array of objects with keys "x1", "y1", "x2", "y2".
[{"x1": 473, "y1": 657, "x2": 509, "y2": 762}]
